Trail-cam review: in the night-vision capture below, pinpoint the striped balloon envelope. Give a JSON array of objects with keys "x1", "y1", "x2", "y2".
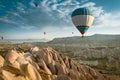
[{"x1": 71, "y1": 8, "x2": 94, "y2": 37}]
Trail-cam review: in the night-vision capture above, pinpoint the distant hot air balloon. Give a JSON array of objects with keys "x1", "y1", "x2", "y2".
[
  {"x1": 72, "y1": 32, "x2": 74, "y2": 34},
  {"x1": 71, "y1": 8, "x2": 94, "y2": 38},
  {"x1": 35, "y1": 3, "x2": 38, "y2": 7},
  {"x1": 34, "y1": 2, "x2": 38, "y2": 7},
  {"x1": 1, "y1": 36, "x2": 4, "y2": 40},
  {"x1": 44, "y1": 32, "x2": 46, "y2": 35}
]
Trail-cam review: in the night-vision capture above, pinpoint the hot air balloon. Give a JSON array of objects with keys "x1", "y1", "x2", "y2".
[
  {"x1": 34, "y1": 2, "x2": 39, "y2": 7},
  {"x1": 44, "y1": 32, "x2": 46, "y2": 35},
  {"x1": 1, "y1": 36, "x2": 4, "y2": 40},
  {"x1": 34, "y1": 3, "x2": 38, "y2": 7},
  {"x1": 72, "y1": 32, "x2": 74, "y2": 34},
  {"x1": 71, "y1": 8, "x2": 94, "y2": 38}
]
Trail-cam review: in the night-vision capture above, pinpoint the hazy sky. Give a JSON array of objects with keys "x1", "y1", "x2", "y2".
[{"x1": 0, "y1": 0, "x2": 120, "y2": 39}]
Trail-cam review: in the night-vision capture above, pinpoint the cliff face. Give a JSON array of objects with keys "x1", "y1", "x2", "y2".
[{"x1": 0, "y1": 47, "x2": 109, "y2": 80}]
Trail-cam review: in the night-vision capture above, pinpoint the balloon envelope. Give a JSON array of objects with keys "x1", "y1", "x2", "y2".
[{"x1": 71, "y1": 8, "x2": 94, "y2": 37}]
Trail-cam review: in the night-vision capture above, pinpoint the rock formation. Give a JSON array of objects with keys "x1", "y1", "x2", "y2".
[{"x1": 0, "y1": 46, "x2": 109, "y2": 80}]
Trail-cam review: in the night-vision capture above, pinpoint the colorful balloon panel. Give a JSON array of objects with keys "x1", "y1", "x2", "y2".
[{"x1": 72, "y1": 15, "x2": 94, "y2": 27}]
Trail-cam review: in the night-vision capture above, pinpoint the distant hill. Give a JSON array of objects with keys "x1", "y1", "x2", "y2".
[
  {"x1": 48, "y1": 34, "x2": 120, "y2": 47},
  {"x1": 46, "y1": 34, "x2": 120, "y2": 76},
  {"x1": 0, "y1": 38, "x2": 49, "y2": 44}
]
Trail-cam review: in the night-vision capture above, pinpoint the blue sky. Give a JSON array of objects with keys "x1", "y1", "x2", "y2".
[{"x1": 0, "y1": 0, "x2": 120, "y2": 39}]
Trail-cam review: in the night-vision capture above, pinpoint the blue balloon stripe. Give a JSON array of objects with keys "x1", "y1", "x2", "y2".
[{"x1": 76, "y1": 26, "x2": 89, "y2": 33}]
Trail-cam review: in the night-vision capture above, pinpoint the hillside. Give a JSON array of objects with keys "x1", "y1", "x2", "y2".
[
  {"x1": 38, "y1": 34, "x2": 120, "y2": 76},
  {"x1": 48, "y1": 34, "x2": 120, "y2": 46}
]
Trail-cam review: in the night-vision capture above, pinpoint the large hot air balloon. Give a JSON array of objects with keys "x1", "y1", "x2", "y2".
[{"x1": 71, "y1": 8, "x2": 94, "y2": 37}]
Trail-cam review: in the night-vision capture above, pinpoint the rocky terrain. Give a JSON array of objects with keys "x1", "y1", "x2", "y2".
[
  {"x1": 0, "y1": 46, "x2": 109, "y2": 80},
  {"x1": 40, "y1": 34, "x2": 120, "y2": 75}
]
